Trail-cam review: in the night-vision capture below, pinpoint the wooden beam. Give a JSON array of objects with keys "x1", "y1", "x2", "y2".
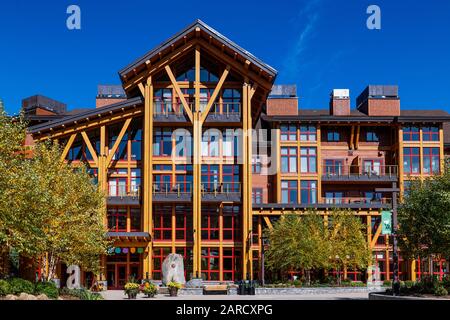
[
  {"x1": 80, "y1": 131, "x2": 98, "y2": 166},
  {"x1": 197, "y1": 38, "x2": 274, "y2": 92},
  {"x1": 371, "y1": 222, "x2": 382, "y2": 248},
  {"x1": 263, "y1": 216, "x2": 273, "y2": 230},
  {"x1": 123, "y1": 41, "x2": 196, "y2": 91},
  {"x1": 35, "y1": 108, "x2": 143, "y2": 141},
  {"x1": 355, "y1": 125, "x2": 361, "y2": 150},
  {"x1": 60, "y1": 133, "x2": 77, "y2": 161},
  {"x1": 350, "y1": 125, "x2": 355, "y2": 150},
  {"x1": 165, "y1": 65, "x2": 194, "y2": 123},
  {"x1": 138, "y1": 82, "x2": 145, "y2": 97},
  {"x1": 105, "y1": 118, "x2": 132, "y2": 167},
  {"x1": 200, "y1": 66, "x2": 230, "y2": 124}
]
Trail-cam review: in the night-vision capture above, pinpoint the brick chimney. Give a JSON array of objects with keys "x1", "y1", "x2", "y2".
[
  {"x1": 330, "y1": 89, "x2": 350, "y2": 116},
  {"x1": 266, "y1": 85, "x2": 298, "y2": 116},
  {"x1": 356, "y1": 85, "x2": 400, "y2": 116}
]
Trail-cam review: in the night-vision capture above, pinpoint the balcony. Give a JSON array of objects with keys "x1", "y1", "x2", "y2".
[
  {"x1": 201, "y1": 182, "x2": 241, "y2": 203},
  {"x1": 203, "y1": 103, "x2": 241, "y2": 123},
  {"x1": 322, "y1": 164, "x2": 398, "y2": 182},
  {"x1": 152, "y1": 183, "x2": 192, "y2": 202},
  {"x1": 107, "y1": 186, "x2": 141, "y2": 205},
  {"x1": 153, "y1": 101, "x2": 191, "y2": 123},
  {"x1": 253, "y1": 197, "x2": 392, "y2": 211},
  {"x1": 152, "y1": 182, "x2": 242, "y2": 203}
]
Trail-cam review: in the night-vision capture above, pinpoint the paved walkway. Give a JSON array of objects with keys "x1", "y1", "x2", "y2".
[{"x1": 101, "y1": 290, "x2": 369, "y2": 300}]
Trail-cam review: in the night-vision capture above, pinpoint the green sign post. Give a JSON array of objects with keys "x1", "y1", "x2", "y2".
[{"x1": 381, "y1": 210, "x2": 392, "y2": 235}]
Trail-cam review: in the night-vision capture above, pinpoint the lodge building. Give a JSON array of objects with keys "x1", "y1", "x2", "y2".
[{"x1": 25, "y1": 20, "x2": 450, "y2": 288}]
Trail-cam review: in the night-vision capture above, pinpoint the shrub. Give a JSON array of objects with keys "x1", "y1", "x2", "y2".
[
  {"x1": 441, "y1": 276, "x2": 450, "y2": 290},
  {"x1": 402, "y1": 281, "x2": 416, "y2": 288},
  {"x1": 35, "y1": 281, "x2": 59, "y2": 299},
  {"x1": 383, "y1": 280, "x2": 392, "y2": 287},
  {"x1": 434, "y1": 286, "x2": 448, "y2": 297},
  {"x1": 8, "y1": 278, "x2": 35, "y2": 295},
  {"x1": 0, "y1": 280, "x2": 11, "y2": 296},
  {"x1": 59, "y1": 287, "x2": 103, "y2": 300}
]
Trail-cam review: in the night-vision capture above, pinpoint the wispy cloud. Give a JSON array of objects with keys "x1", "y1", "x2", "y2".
[{"x1": 282, "y1": 0, "x2": 322, "y2": 78}]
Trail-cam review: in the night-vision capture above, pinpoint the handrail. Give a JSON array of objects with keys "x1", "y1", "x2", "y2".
[
  {"x1": 322, "y1": 197, "x2": 392, "y2": 205},
  {"x1": 322, "y1": 164, "x2": 399, "y2": 177},
  {"x1": 109, "y1": 185, "x2": 141, "y2": 198}
]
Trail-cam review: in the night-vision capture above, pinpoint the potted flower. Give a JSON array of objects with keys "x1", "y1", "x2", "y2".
[
  {"x1": 167, "y1": 281, "x2": 182, "y2": 297},
  {"x1": 124, "y1": 282, "x2": 140, "y2": 299},
  {"x1": 140, "y1": 281, "x2": 157, "y2": 298}
]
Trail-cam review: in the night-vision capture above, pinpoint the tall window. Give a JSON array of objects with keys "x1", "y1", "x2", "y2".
[
  {"x1": 364, "y1": 192, "x2": 382, "y2": 203},
  {"x1": 201, "y1": 248, "x2": 220, "y2": 281},
  {"x1": 153, "y1": 171, "x2": 172, "y2": 192},
  {"x1": 403, "y1": 147, "x2": 420, "y2": 174},
  {"x1": 281, "y1": 180, "x2": 298, "y2": 203},
  {"x1": 201, "y1": 207, "x2": 219, "y2": 241},
  {"x1": 153, "y1": 206, "x2": 172, "y2": 241},
  {"x1": 153, "y1": 128, "x2": 172, "y2": 156},
  {"x1": 222, "y1": 165, "x2": 240, "y2": 192},
  {"x1": 223, "y1": 130, "x2": 239, "y2": 157},
  {"x1": 107, "y1": 207, "x2": 127, "y2": 232},
  {"x1": 174, "y1": 129, "x2": 192, "y2": 157},
  {"x1": 222, "y1": 89, "x2": 241, "y2": 114},
  {"x1": 363, "y1": 160, "x2": 382, "y2": 176},
  {"x1": 324, "y1": 159, "x2": 344, "y2": 176},
  {"x1": 300, "y1": 125, "x2": 317, "y2": 142},
  {"x1": 301, "y1": 181, "x2": 317, "y2": 204},
  {"x1": 175, "y1": 206, "x2": 193, "y2": 241},
  {"x1": 130, "y1": 169, "x2": 141, "y2": 195},
  {"x1": 280, "y1": 125, "x2": 297, "y2": 141},
  {"x1": 403, "y1": 126, "x2": 419, "y2": 141},
  {"x1": 130, "y1": 119, "x2": 142, "y2": 161},
  {"x1": 130, "y1": 208, "x2": 141, "y2": 231},
  {"x1": 154, "y1": 89, "x2": 173, "y2": 114},
  {"x1": 223, "y1": 248, "x2": 241, "y2": 281},
  {"x1": 300, "y1": 147, "x2": 317, "y2": 173},
  {"x1": 252, "y1": 188, "x2": 263, "y2": 204},
  {"x1": 281, "y1": 147, "x2": 297, "y2": 173},
  {"x1": 201, "y1": 165, "x2": 219, "y2": 192},
  {"x1": 108, "y1": 169, "x2": 127, "y2": 196},
  {"x1": 423, "y1": 147, "x2": 440, "y2": 174},
  {"x1": 325, "y1": 192, "x2": 343, "y2": 204},
  {"x1": 327, "y1": 130, "x2": 340, "y2": 142},
  {"x1": 109, "y1": 123, "x2": 128, "y2": 161},
  {"x1": 176, "y1": 165, "x2": 193, "y2": 193},
  {"x1": 202, "y1": 130, "x2": 220, "y2": 157},
  {"x1": 152, "y1": 248, "x2": 170, "y2": 280},
  {"x1": 422, "y1": 126, "x2": 439, "y2": 142},
  {"x1": 223, "y1": 205, "x2": 241, "y2": 241}
]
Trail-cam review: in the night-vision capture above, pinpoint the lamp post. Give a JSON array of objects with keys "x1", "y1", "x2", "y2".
[{"x1": 376, "y1": 182, "x2": 401, "y2": 296}]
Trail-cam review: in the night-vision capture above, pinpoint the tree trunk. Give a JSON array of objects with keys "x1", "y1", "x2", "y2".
[{"x1": 306, "y1": 269, "x2": 311, "y2": 286}]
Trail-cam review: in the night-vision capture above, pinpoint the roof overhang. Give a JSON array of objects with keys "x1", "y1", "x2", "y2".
[
  {"x1": 28, "y1": 97, "x2": 143, "y2": 137},
  {"x1": 106, "y1": 232, "x2": 151, "y2": 243},
  {"x1": 119, "y1": 19, "x2": 277, "y2": 93},
  {"x1": 262, "y1": 114, "x2": 450, "y2": 124}
]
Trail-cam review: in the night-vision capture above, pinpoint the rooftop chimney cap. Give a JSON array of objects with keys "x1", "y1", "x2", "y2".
[{"x1": 332, "y1": 89, "x2": 350, "y2": 99}]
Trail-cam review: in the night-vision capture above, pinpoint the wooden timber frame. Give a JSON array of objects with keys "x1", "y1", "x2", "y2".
[{"x1": 30, "y1": 21, "x2": 276, "y2": 283}]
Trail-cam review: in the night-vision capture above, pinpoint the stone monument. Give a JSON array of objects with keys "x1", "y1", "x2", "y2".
[{"x1": 162, "y1": 253, "x2": 186, "y2": 285}]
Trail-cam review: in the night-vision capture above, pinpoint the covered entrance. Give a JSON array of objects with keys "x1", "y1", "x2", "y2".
[{"x1": 106, "y1": 252, "x2": 142, "y2": 289}]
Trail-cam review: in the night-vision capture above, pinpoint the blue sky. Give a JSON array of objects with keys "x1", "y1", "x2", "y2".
[{"x1": 1, "y1": 0, "x2": 449, "y2": 115}]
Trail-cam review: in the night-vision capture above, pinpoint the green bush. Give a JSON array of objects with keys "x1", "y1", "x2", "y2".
[
  {"x1": 383, "y1": 280, "x2": 392, "y2": 287},
  {"x1": 402, "y1": 281, "x2": 416, "y2": 288},
  {"x1": 7, "y1": 278, "x2": 35, "y2": 295},
  {"x1": 441, "y1": 276, "x2": 450, "y2": 290},
  {"x1": 433, "y1": 286, "x2": 448, "y2": 297},
  {"x1": 59, "y1": 287, "x2": 103, "y2": 300},
  {"x1": 0, "y1": 280, "x2": 11, "y2": 296},
  {"x1": 35, "y1": 281, "x2": 59, "y2": 299}
]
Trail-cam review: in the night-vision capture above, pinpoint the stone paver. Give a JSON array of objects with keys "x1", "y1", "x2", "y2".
[{"x1": 101, "y1": 290, "x2": 369, "y2": 300}]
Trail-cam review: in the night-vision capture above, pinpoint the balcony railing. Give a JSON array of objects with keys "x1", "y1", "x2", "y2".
[
  {"x1": 153, "y1": 101, "x2": 186, "y2": 117},
  {"x1": 201, "y1": 182, "x2": 241, "y2": 196},
  {"x1": 108, "y1": 185, "x2": 141, "y2": 198},
  {"x1": 322, "y1": 197, "x2": 392, "y2": 205},
  {"x1": 203, "y1": 102, "x2": 241, "y2": 119},
  {"x1": 322, "y1": 164, "x2": 398, "y2": 180},
  {"x1": 152, "y1": 182, "x2": 192, "y2": 197}
]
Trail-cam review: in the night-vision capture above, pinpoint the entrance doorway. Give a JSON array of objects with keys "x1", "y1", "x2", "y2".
[{"x1": 106, "y1": 253, "x2": 142, "y2": 289}]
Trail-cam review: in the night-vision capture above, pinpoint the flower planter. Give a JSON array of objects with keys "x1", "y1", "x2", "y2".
[
  {"x1": 146, "y1": 293, "x2": 155, "y2": 298},
  {"x1": 169, "y1": 287, "x2": 178, "y2": 297},
  {"x1": 127, "y1": 291, "x2": 138, "y2": 299}
]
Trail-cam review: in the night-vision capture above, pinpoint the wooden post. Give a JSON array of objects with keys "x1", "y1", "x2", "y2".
[{"x1": 143, "y1": 77, "x2": 153, "y2": 278}]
